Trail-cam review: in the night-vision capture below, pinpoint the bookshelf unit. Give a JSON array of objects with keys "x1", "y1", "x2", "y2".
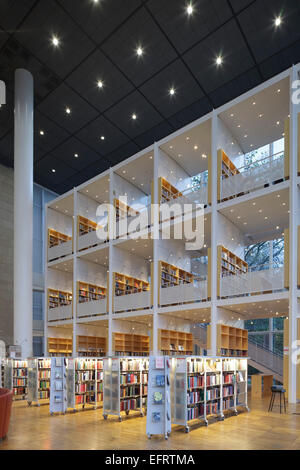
[
  {"x1": 158, "y1": 329, "x2": 193, "y2": 356},
  {"x1": 217, "y1": 246, "x2": 248, "y2": 298},
  {"x1": 217, "y1": 149, "x2": 240, "y2": 202},
  {"x1": 77, "y1": 215, "x2": 106, "y2": 251},
  {"x1": 113, "y1": 333, "x2": 150, "y2": 357},
  {"x1": 13, "y1": 360, "x2": 28, "y2": 399},
  {"x1": 158, "y1": 177, "x2": 182, "y2": 203},
  {"x1": 27, "y1": 358, "x2": 51, "y2": 405},
  {"x1": 103, "y1": 357, "x2": 148, "y2": 421},
  {"x1": 114, "y1": 199, "x2": 139, "y2": 222},
  {"x1": 171, "y1": 357, "x2": 248, "y2": 432},
  {"x1": 48, "y1": 289, "x2": 73, "y2": 322},
  {"x1": 75, "y1": 358, "x2": 104, "y2": 409},
  {"x1": 159, "y1": 261, "x2": 193, "y2": 289},
  {"x1": 114, "y1": 273, "x2": 150, "y2": 296},
  {"x1": 38, "y1": 358, "x2": 51, "y2": 401},
  {"x1": 207, "y1": 324, "x2": 248, "y2": 357},
  {"x1": 48, "y1": 337, "x2": 73, "y2": 356},
  {"x1": 76, "y1": 336, "x2": 106, "y2": 357},
  {"x1": 48, "y1": 228, "x2": 72, "y2": 261},
  {"x1": 77, "y1": 281, "x2": 108, "y2": 318}
]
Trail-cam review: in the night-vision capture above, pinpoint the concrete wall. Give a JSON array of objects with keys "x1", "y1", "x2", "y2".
[{"x1": 0, "y1": 164, "x2": 13, "y2": 345}]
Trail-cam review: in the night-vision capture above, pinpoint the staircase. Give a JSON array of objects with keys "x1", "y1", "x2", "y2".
[
  {"x1": 193, "y1": 325, "x2": 283, "y2": 383},
  {"x1": 248, "y1": 338, "x2": 283, "y2": 383}
]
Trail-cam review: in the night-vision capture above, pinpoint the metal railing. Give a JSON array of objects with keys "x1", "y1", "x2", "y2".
[
  {"x1": 221, "y1": 151, "x2": 285, "y2": 200},
  {"x1": 248, "y1": 337, "x2": 283, "y2": 379}
]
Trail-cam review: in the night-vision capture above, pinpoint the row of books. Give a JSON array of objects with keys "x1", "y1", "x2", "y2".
[
  {"x1": 120, "y1": 385, "x2": 140, "y2": 398},
  {"x1": 187, "y1": 390, "x2": 204, "y2": 405},
  {"x1": 75, "y1": 371, "x2": 95, "y2": 382},
  {"x1": 120, "y1": 397, "x2": 146, "y2": 411},
  {"x1": 13, "y1": 369, "x2": 27, "y2": 377},
  {"x1": 75, "y1": 359, "x2": 104, "y2": 370},
  {"x1": 223, "y1": 373, "x2": 234, "y2": 384},
  {"x1": 13, "y1": 378, "x2": 27, "y2": 386},
  {"x1": 206, "y1": 375, "x2": 221, "y2": 386},
  {"x1": 39, "y1": 380, "x2": 50, "y2": 390},
  {"x1": 120, "y1": 373, "x2": 140, "y2": 385},
  {"x1": 223, "y1": 385, "x2": 234, "y2": 397},
  {"x1": 39, "y1": 371, "x2": 51, "y2": 379},
  {"x1": 120, "y1": 360, "x2": 148, "y2": 372},
  {"x1": 187, "y1": 375, "x2": 205, "y2": 389},
  {"x1": 76, "y1": 383, "x2": 96, "y2": 394},
  {"x1": 206, "y1": 388, "x2": 220, "y2": 401},
  {"x1": 39, "y1": 391, "x2": 50, "y2": 399},
  {"x1": 187, "y1": 361, "x2": 205, "y2": 374},
  {"x1": 13, "y1": 387, "x2": 27, "y2": 395}
]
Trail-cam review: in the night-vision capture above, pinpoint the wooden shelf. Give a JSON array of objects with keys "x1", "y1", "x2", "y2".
[
  {"x1": 158, "y1": 177, "x2": 182, "y2": 203},
  {"x1": 159, "y1": 260, "x2": 193, "y2": 289},
  {"x1": 113, "y1": 332, "x2": 149, "y2": 356},
  {"x1": 114, "y1": 199, "x2": 139, "y2": 222},
  {"x1": 78, "y1": 281, "x2": 107, "y2": 303},
  {"x1": 77, "y1": 335, "x2": 106, "y2": 357},
  {"x1": 217, "y1": 246, "x2": 248, "y2": 297},
  {"x1": 158, "y1": 329, "x2": 193, "y2": 356},
  {"x1": 48, "y1": 337, "x2": 72, "y2": 356},
  {"x1": 48, "y1": 288, "x2": 72, "y2": 309},
  {"x1": 207, "y1": 324, "x2": 248, "y2": 357},
  {"x1": 217, "y1": 150, "x2": 240, "y2": 202},
  {"x1": 77, "y1": 215, "x2": 97, "y2": 236},
  {"x1": 114, "y1": 272, "x2": 150, "y2": 297},
  {"x1": 48, "y1": 228, "x2": 71, "y2": 248}
]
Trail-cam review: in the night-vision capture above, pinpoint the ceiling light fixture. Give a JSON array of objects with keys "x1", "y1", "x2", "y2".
[
  {"x1": 132, "y1": 113, "x2": 137, "y2": 120},
  {"x1": 74, "y1": 153, "x2": 79, "y2": 158},
  {"x1": 275, "y1": 16, "x2": 282, "y2": 27},
  {"x1": 65, "y1": 107, "x2": 71, "y2": 115},
  {"x1": 39, "y1": 130, "x2": 44, "y2": 136},
  {"x1": 100, "y1": 136, "x2": 105, "y2": 141},
  {"x1": 136, "y1": 46, "x2": 144, "y2": 57},
  {"x1": 187, "y1": 4, "x2": 193, "y2": 15},
  {"x1": 169, "y1": 87, "x2": 175, "y2": 96},
  {"x1": 97, "y1": 80, "x2": 104, "y2": 89},
  {"x1": 51, "y1": 169, "x2": 56, "y2": 173},
  {"x1": 216, "y1": 55, "x2": 223, "y2": 66},
  {"x1": 51, "y1": 36, "x2": 60, "y2": 47}
]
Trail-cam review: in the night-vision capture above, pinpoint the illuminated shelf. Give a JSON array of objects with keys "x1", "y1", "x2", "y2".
[
  {"x1": 158, "y1": 177, "x2": 182, "y2": 203},
  {"x1": 113, "y1": 333, "x2": 149, "y2": 356},
  {"x1": 78, "y1": 281, "x2": 107, "y2": 303},
  {"x1": 207, "y1": 324, "x2": 248, "y2": 357},
  {"x1": 159, "y1": 261, "x2": 193, "y2": 289},
  {"x1": 76, "y1": 335, "x2": 106, "y2": 357},
  {"x1": 48, "y1": 337, "x2": 72, "y2": 356},
  {"x1": 114, "y1": 272, "x2": 149, "y2": 297},
  {"x1": 158, "y1": 329, "x2": 193, "y2": 356}
]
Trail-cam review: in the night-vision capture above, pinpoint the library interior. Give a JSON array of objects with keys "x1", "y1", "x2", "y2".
[{"x1": 1, "y1": 0, "x2": 300, "y2": 452}]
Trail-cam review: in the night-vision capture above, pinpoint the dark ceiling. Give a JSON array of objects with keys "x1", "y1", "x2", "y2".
[{"x1": 0, "y1": 0, "x2": 300, "y2": 194}]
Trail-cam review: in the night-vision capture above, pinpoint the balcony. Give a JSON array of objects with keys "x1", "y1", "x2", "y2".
[
  {"x1": 113, "y1": 290, "x2": 151, "y2": 313},
  {"x1": 48, "y1": 239, "x2": 72, "y2": 261},
  {"x1": 220, "y1": 263, "x2": 285, "y2": 298},
  {"x1": 159, "y1": 275, "x2": 208, "y2": 307},
  {"x1": 77, "y1": 298, "x2": 108, "y2": 318},
  {"x1": 48, "y1": 303, "x2": 73, "y2": 322},
  {"x1": 220, "y1": 151, "x2": 285, "y2": 202}
]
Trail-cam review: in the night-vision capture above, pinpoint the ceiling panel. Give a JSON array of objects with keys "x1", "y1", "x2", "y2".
[
  {"x1": 51, "y1": 137, "x2": 103, "y2": 171},
  {"x1": 104, "y1": 90, "x2": 163, "y2": 139},
  {"x1": 238, "y1": 0, "x2": 300, "y2": 63},
  {"x1": 34, "y1": 153, "x2": 78, "y2": 187},
  {"x1": 139, "y1": 59, "x2": 204, "y2": 118},
  {"x1": 183, "y1": 19, "x2": 255, "y2": 94},
  {"x1": 77, "y1": 115, "x2": 129, "y2": 155},
  {"x1": 37, "y1": 83, "x2": 99, "y2": 134},
  {"x1": 168, "y1": 96, "x2": 212, "y2": 130},
  {"x1": 147, "y1": 0, "x2": 233, "y2": 54},
  {"x1": 0, "y1": 28, "x2": 9, "y2": 49},
  {"x1": 0, "y1": 0, "x2": 36, "y2": 30},
  {"x1": 57, "y1": 0, "x2": 142, "y2": 45},
  {"x1": 134, "y1": 121, "x2": 174, "y2": 149},
  {"x1": 101, "y1": 8, "x2": 177, "y2": 87},
  {"x1": 15, "y1": 0, "x2": 95, "y2": 79},
  {"x1": 0, "y1": 132, "x2": 14, "y2": 166},
  {"x1": 34, "y1": 111, "x2": 70, "y2": 155},
  {"x1": 66, "y1": 49, "x2": 134, "y2": 112}
]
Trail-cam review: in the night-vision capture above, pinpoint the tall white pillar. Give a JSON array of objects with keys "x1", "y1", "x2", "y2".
[
  {"x1": 14, "y1": 69, "x2": 33, "y2": 358},
  {"x1": 210, "y1": 111, "x2": 218, "y2": 355}
]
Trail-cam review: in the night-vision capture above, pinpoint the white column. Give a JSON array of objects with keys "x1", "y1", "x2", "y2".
[
  {"x1": 72, "y1": 189, "x2": 77, "y2": 357},
  {"x1": 108, "y1": 168, "x2": 114, "y2": 356},
  {"x1": 210, "y1": 111, "x2": 218, "y2": 355},
  {"x1": 14, "y1": 69, "x2": 33, "y2": 358},
  {"x1": 152, "y1": 143, "x2": 159, "y2": 355},
  {"x1": 289, "y1": 65, "x2": 299, "y2": 403}
]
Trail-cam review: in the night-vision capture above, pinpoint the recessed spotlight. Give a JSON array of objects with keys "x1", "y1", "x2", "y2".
[
  {"x1": 51, "y1": 36, "x2": 60, "y2": 47},
  {"x1": 194, "y1": 145, "x2": 198, "y2": 150},
  {"x1": 65, "y1": 107, "x2": 71, "y2": 115},
  {"x1": 186, "y1": 4, "x2": 193, "y2": 15},
  {"x1": 202, "y1": 154, "x2": 207, "y2": 159},
  {"x1": 100, "y1": 135, "x2": 105, "y2": 141},
  {"x1": 275, "y1": 16, "x2": 282, "y2": 27},
  {"x1": 74, "y1": 153, "x2": 79, "y2": 158},
  {"x1": 252, "y1": 101, "x2": 256, "y2": 106},
  {"x1": 97, "y1": 80, "x2": 104, "y2": 89},
  {"x1": 136, "y1": 46, "x2": 143, "y2": 57},
  {"x1": 244, "y1": 134, "x2": 248, "y2": 138},
  {"x1": 276, "y1": 121, "x2": 280, "y2": 126},
  {"x1": 132, "y1": 113, "x2": 137, "y2": 120},
  {"x1": 230, "y1": 113, "x2": 234, "y2": 117},
  {"x1": 237, "y1": 124, "x2": 241, "y2": 128},
  {"x1": 51, "y1": 169, "x2": 56, "y2": 173},
  {"x1": 169, "y1": 87, "x2": 175, "y2": 96},
  {"x1": 216, "y1": 55, "x2": 223, "y2": 66},
  {"x1": 39, "y1": 130, "x2": 44, "y2": 136}
]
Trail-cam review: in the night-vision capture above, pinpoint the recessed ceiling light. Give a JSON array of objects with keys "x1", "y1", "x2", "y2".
[
  {"x1": 276, "y1": 121, "x2": 280, "y2": 126},
  {"x1": 51, "y1": 169, "x2": 56, "y2": 173},
  {"x1": 136, "y1": 46, "x2": 143, "y2": 57},
  {"x1": 74, "y1": 153, "x2": 79, "y2": 158},
  {"x1": 244, "y1": 134, "x2": 248, "y2": 138},
  {"x1": 230, "y1": 113, "x2": 234, "y2": 117},
  {"x1": 39, "y1": 130, "x2": 44, "y2": 136},
  {"x1": 51, "y1": 36, "x2": 60, "y2": 47},
  {"x1": 237, "y1": 124, "x2": 241, "y2": 128},
  {"x1": 169, "y1": 87, "x2": 175, "y2": 96},
  {"x1": 194, "y1": 145, "x2": 198, "y2": 150},
  {"x1": 216, "y1": 55, "x2": 223, "y2": 66},
  {"x1": 100, "y1": 135, "x2": 105, "y2": 140},
  {"x1": 202, "y1": 154, "x2": 207, "y2": 159},
  {"x1": 97, "y1": 80, "x2": 104, "y2": 89},
  {"x1": 132, "y1": 113, "x2": 137, "y2": 120},
  {"x1": 275, "y1": 16, "x2": 282, "y2": 27},
  {"x1": 252, "y1": 101, "x2": 256, "y2": 106},
  {"x1": 186, "y1": 4, "x2": 193, "y2": 15},
  {"x1": 66, "y1": 107, "x2": 71, "y2": 115}
]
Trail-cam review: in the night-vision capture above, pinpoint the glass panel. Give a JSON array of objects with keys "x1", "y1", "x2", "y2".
[
  {"x1": 27, "y1": 358, "x2": 38, "y2": 403},
  {"x1": 245, "y1": 319, "x2": 270, "y2": 332},
  {"x1": 273, "y1": 333, "x2": 283, "y2": 353}
]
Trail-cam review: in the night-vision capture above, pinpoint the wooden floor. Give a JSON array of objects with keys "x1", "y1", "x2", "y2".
[{"x1": 1, "y1": 397, "x2": 300, "y2": 450}]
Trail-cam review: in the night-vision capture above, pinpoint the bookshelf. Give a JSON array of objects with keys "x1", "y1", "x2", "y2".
[
  {"x1": 159, "y1": 261, "x2": 193, "y2": 289},
  {"x1": 171, "y1": 357, "x2": 248, "y2": 432},
  {"x1": 114, "y1": 199, "x2": 139, "y2": 222},
  {"x1": 217, "y1": 246, "x2": 248, "y2": 297},
  {"x1": 113, "y1": 333, "x2": 149, "y2": 357},
  {"x1": 158, "y1": 329, "x2": 193, "y2": 356},
  {"x1": 114, "y1": 272, "x2": 150, "y2": 297},
  {"x1": 78, "y1": 282, "x2": 107, "y2": 303},
  {"x1": 76, "y1": 336, "x2": 106, "y2": 357},
  {"x1": 217, "y1": 149, "x2": 240, "y2": 202},
  {"x1": 158, "y1": 177, "x2": 182, "y2": 203},
  {"x1": 103, "y1": 357, "x2": 148, "y2": 421},
  {"x1": 48, "y1": 289, "x2": 72, "y2": 309},
  {"x1": 207, "y1": 324, "x2": 248, "y2": 357},
  {"x1": 13, "y1": 360, "x2": 28, "y2": 399},
  {"x1": 75, "y1": 358, "x2": 104, "y2": 409},
  {"x1": 48, "y1": 228, "x2": 72, "y2": 261},
  {"x1": 48, "y1": 337, "x2": 73, "y2": 356},
  {"x1": 77, "y1": 215, "x2": 106, "y2": 251},
  {"x1": 78, "y1": 215, "x2": 97, "y2": 236},
  {"x1": 38, "y1": 358, "x2": 51, "y2": 401}
]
